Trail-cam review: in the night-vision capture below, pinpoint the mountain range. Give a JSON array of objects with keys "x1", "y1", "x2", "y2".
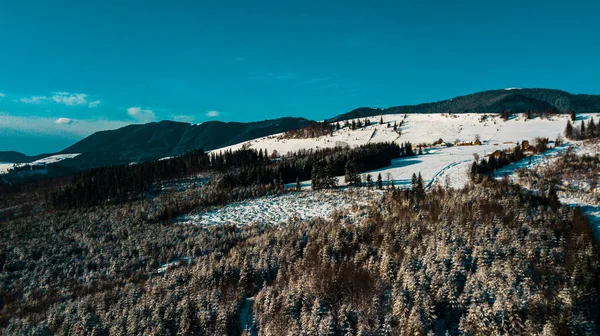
[
  {"x1": 330, "y1": 88, "x2": 600, "y2": 121},
  {"x1": 2, "y1": 88, "x2": 599, "y2": 169}
]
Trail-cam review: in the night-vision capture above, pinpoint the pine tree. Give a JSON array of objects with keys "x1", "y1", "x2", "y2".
[
  {"x1": 344, "y1": 160, "x2": 360, "y2": 187},
  {"x1": 380, "y1": 116, "x2": 384, "y2": 125},
  {"x1": 411, "y1": 173, "x2": 418, "y2": 188},
  {"x1": 324, "y1": 162, "x2": 338, "y2": 189},
  {"x1": 587, "y1": 118, "x2": 596, "y2": 139},
  {"x1": 417, "y1": 172, "x2": 424, "y2": 191},
  {"x1": 311, "y1": 161, "x2": 323, "y2": 190},
  {"x1": 376, "y1": 173, "x2": 383, "y2": 190},
  {"x1": 418, "y1": 146, "x2": 423, "y2": 155},
  {"x1": 366, "y1": 174, "x2": 373, "y2": 190},
  {"x1": 580, "y1": 120, "x2": 586, "y2": 140},
  {"x1": 296, "y1": 177, "x2": 301, "y2": 191},
  {"x1": 565, "y1": 120, "x2": 574, "y2": 139},
  {"x1": 570, "y1": 109, "x2": 576, "y2": 121}
]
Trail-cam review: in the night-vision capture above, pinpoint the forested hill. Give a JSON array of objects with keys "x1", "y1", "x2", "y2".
[
  {"x1": 0, "y1": 151, "x2": 49, "y2": 163},
  {"x1": 58, "y1": 117, "x2": 313, "y2": 169},
  {"x1": 329, "y1": 88, "x2": 600, "y2": 121}
]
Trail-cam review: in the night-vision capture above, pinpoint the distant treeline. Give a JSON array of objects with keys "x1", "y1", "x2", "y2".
[
  {"x1": 218, "y1": 142, "x2": 413, "y2": 190},
  {"x1": 49, "y1": 148, "x2": 266, "y2": 209},
  {"x1": 50, "y1": 142, "x2": 414, "y2": 209},
  {"x1": 565, "y1": 116, "x2": 600, "y2": 140}
]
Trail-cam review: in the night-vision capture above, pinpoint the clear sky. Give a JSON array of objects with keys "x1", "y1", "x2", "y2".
[{"x1": 0, "y1": 0, "x2": 598, "y2": 154}]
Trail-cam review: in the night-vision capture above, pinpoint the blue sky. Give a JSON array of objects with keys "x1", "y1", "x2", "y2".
[{"x1": 1, "y1": 0, "x2": 599, "y2": 154}]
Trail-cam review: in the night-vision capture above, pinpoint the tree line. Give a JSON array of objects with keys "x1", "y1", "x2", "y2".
[
  {"x1": 565, "y1": 116, "x2": 600, "y2": 140},
  {"x1": 49, "y1": 142, "x2": 414, "y2": 210}
]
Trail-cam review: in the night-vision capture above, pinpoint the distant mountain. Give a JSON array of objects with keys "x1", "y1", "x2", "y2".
[
  {"x1": 5, "y1": 88, "x2": 600, "y2": 171},
  {"x1": 59, "y1": 117, "x2": 313, "y2": 169},
  {"x1": 329, "y1": 88, "x2": 600, "y2": 122},
  {"x1": 0, "y1": 151, "x2": 49, "y2": 163}
]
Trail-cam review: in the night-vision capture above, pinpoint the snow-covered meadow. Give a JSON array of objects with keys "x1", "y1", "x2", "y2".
[
  {"x1": 176, "y1": 189, "x2": 380, "y2": 227},
  {"x1": 0, "y1": 153, "x2": 80, "y2": 174},
  {"x1": 213, "y1": 113, "x2": 597, "y2": 191}
]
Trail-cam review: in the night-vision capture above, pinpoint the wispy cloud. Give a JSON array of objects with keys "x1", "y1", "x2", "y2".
[
  {"x1": 51, "y1": 92, "x2": 88, "y2": 106},
  {"x1": 18, "y1": 92, "x2": 99, "y2": 108},
  {"x1": 205, "y1": 110, "x2": 220, "y2": 117},
  {"x1": 172, "y1": 115, "x2": 196, "y2": 123},
  {"x1": 273, "y1": 71, "x2": 297, "y2": 80},
  {"x1": 0, "y1": 113, "x2": 131, "y2": 138},
  {"x1": 249, "y1": 70, "x2": 298, "y2": 82},
  {"x1": 300, "y1": 77, "x2": 334, "y2": 85},
  {"x1": 0, "y1": 93, "x2": 5, "y2": 98},
  {"x1": 316, "y1": 83, "x2": 341, "y2": 90},
  {"x1": 127, "y1": 107, "x2": 156, "y2": 123},
  {"x1": 20, "y1": 96, "x2": 47, "y2": 104},
  {"x1": 54, "y1": 117, "x2": 73, "y2": 125}
]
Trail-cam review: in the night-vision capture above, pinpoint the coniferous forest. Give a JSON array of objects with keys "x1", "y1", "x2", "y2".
[
  {"x1": 1, "y1": 178, "x2": 599, "y2": 335},
  {"x1": 1, "y1": 134, "x2": 599, "y2": 335}
]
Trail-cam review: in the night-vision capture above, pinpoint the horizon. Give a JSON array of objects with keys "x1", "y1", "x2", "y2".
[
  {"x1": 1, "y1": 0, "x2": 599, "y2": 154},
  {"x1": 2, "y1": 86, "x2": 597, "y2": 156}
]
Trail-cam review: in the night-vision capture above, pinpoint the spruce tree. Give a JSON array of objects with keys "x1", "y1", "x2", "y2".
[
  {"x1": 565, "y1": 120, "x2": 574, "y2": 139},
  {"x1": 366, "y1": 174, "x2": 373, "y2": 190},
  {"x1": 587, "y1": 118, "x2": 596, "y2": 139},
  {"x1": 311, "y1": 161, "x2": 323, "y2": 190},
  {"x1": 417, "y1": 172, "x2": 424, "y2": 191},
  {"x1": 296, "y1": 177, "x2": 301, "y2": 191},
  {"x1": 344, "y1": 160, "x2": 359, "y2": 187},
  {"x1": 376, "y1": 173, "x2": 383, "y2": 190},
  {"x1": 324, "y1": 162, "x2": 338, "y2": 189},
  {"x1": 380, "y1": 116, "x2": 384, "y2": 125},
  {"x1": 580, "y1": 120, "x2": 586, "y2": 140}
]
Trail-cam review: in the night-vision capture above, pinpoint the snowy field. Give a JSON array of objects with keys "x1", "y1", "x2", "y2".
[
  {"x1": 175, "y1": 189, "x2": 380, "y2": 226},
  {"x1": 214, "y1": 113, "x2": 593, "y2": 156},
  {"x1": 0, "y1": 153, "x2": 80, "y2": 174},
  {"x1": 214, "y1": 113, "x2": 598, "y2": 191}
]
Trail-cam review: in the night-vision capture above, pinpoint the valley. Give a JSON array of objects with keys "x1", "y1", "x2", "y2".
[{"x1": 2, "y1": 98, "x2": 600, "y2": 335}]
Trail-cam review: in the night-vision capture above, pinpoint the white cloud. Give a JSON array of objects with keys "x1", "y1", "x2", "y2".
[
  {"x1": 51, "y1": 92, "x2": 88, "y2": 106},
  {"x1": 54, "y1": 117, "x2": 73, "y2": 125},
  {"x1": 0, "y1": 93, "x2": 5, "y2": 98},
  {"x1": 20, "y1": 96, "x2": 47, "y2": 104},
  {"x1": 127, "y1": 107, "x2": 156, "y2": 123},
  {"x1": 172, "y1": 115, "x2": 195, "y2": 123},
  {"x1": 206, "y1": 110, "x2": 220, "y2": 117},
  {"x1": 88, "y1": 100, "x2": 100, "y2": 108},
  {"x1": 0, "y1": 113, "x2": 131, "y2": 138}
]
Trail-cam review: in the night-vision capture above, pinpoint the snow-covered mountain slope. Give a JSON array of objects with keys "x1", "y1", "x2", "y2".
[
  {"x1": 214, "y1": 113, "x2": 591, "y2": 155},
  {"x1": 214, "y1": 113, "x2": 598, "y2": 190},
  {"x1": 0, "y1": 153, "x2": 80, "y2": 174}
]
